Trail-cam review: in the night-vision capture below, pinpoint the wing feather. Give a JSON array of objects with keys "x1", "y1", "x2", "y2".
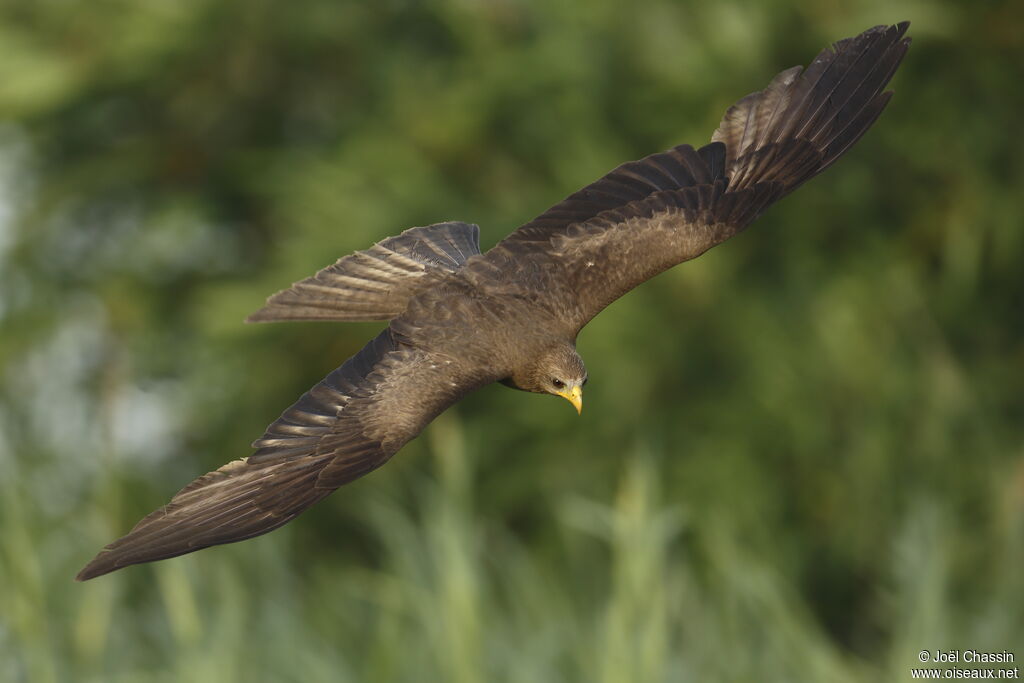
[
  {"x1": 76, "y1": 327, "x2": 484, "y2": 580},
  {"x1": 480, "y1": 22, "x2": 909, "y2": 329}
]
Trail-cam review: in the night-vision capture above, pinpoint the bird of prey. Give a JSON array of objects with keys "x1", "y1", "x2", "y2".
[{"x1": 77, "y1": 22, "x2": 911, "y2": 580}]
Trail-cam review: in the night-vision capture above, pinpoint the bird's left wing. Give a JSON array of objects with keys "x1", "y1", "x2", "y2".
[
  {"x1": 478, "y1": 22, "x2": 909, "y2": 330},
  {"x1": 77, "y1": 327, "x2": 491, "y2": 580}
]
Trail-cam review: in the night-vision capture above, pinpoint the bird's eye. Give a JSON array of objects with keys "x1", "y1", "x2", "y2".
[{"x1": 551, "y1": 378, "x2": 565, "y2": 389}]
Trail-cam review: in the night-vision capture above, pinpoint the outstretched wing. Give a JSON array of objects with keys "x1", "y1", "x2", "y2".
[
  {"x1": 479, "y1": 22, "x2": 910, "y2": 329},
  {"x1": 77, "y1": 327, "x2": 486, "y2": 580}
]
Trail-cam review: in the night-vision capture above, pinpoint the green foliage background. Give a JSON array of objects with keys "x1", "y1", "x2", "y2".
[{"x1": 1, "y1": 0, "x2": 1021, "y2": 681}]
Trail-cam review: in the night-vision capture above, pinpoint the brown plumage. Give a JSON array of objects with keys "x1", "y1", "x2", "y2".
[{"x1": 77, "y1": 22, "x2": 911, "y2": 580}]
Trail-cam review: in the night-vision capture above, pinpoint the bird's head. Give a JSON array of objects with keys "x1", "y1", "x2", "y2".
[{"x1": 514, "y1": 343, "x2": 588, "y2": 414}]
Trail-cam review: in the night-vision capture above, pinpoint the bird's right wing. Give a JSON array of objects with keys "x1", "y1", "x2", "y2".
[
  {"x1": 77, "y1": 326, "x2": 490, "y2": 580},
  {"x1": 476, "y1": 22, "x2": 910, "y2": 330}
]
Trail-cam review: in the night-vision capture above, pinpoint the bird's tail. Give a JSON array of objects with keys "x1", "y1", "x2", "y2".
[
  {"x1": 712, "y1": 22, "x2": 910, "y2": 204},
  {"x1": 247, "y1": 221, "x2": 481, "y2": 323}
]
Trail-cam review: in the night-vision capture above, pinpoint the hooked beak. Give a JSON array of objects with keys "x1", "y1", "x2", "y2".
[{"x1": 556, "y1": 385, "x2": 583, "y2": 415}]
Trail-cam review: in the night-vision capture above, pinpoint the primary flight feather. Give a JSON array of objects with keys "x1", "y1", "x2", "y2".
[{"x1": 78, "y1": 22, "x2": 911, "y2": 580}]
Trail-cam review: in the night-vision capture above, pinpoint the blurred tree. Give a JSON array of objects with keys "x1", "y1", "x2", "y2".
[{"x1": 1, "y1": 1, "x2": 1022, "y2": 681}]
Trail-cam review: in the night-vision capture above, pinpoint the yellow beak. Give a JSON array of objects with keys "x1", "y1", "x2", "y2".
[{"x1": 557, "y1": 385, "x2": 583, "y2": 415}]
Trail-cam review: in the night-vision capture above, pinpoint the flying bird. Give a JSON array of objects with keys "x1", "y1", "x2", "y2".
[{"x1": 78, "y1": 22, "x2": 911, "y2": 580}]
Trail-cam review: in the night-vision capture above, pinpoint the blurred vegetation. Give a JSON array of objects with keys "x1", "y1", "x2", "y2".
[{"x1": 1, "y1": 0, "x2": 1022, "y2": 681}]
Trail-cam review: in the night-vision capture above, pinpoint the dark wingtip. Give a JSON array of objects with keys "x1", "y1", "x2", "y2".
[
  {"x1": 75, "y1": 555, "x2": 113, "y2": 582},
  {"x1": 892, "y1": 21, "x2": 912, "y2": 48},
  {"x1": 866, "y1": 21, "x2": 909, "y2": 35},
  {"x1": 886, "y1": 21, "x2": 912, "y2": 51}
]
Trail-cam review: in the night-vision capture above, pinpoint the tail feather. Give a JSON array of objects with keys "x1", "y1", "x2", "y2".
[{"x1": 247, "y1": 221, "x2": 481, "y2": 323}]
